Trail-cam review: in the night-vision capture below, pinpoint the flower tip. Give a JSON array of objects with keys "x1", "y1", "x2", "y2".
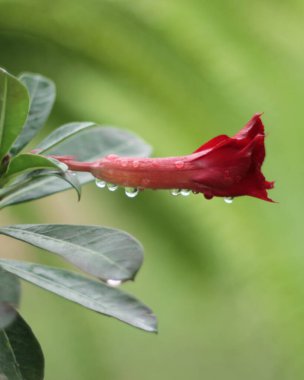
[{"x1": 254, "y1": 112, "x2": 264, "y2": 118}]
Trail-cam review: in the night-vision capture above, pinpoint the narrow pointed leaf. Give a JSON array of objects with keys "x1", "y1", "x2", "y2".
[
  {"x1": 0, "y1": 225, "x2": 143, "y2": 282},
  {"x1": 0, "y1": 311, "x2": 44, "y2": 380},
  {"x1": 0, "y1": 69, "x2": 29, "y2": 163},
  {"x1": 0, "y1": 260, "x2": 157, "y2": 333},
  {"x1": 0, "y1": 125, "x2": 152, "y2": 208},
  {"x1": 0, "y1": 267, "x2": 20, "y2": 329},
  {"x1": 10, "y1": 73, "x2": 56, "y2": 156}
]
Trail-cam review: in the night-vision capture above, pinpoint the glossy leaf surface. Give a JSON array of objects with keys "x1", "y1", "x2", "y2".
[
  {"x1": 0, "y1": 154, "x2": 62, "y2": 186},
  {"x1": 0, "y1": 224, "x2": 143, "y2": 282},
  {"x1": 0, "y1": 260, "x2": 157, "y2": 333}
]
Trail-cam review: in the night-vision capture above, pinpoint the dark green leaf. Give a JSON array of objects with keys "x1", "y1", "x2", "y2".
[
  {"x1": 0, "y1": 154, "x2": 62, "y2": 186},
  {"x1": 10, "y1": 73, "x2": 56, "y2": 156},
  {"x1": 0, "y1": 173, "x2": 87, "y2": 209},
  {"x1": 0, "y1": 260, "x2": 157, "y2": 333},
  {"x1": 0, "y1": 69, "x2": 29, "y2": 163},
  {"x1": 0, "y1": 225, "x2": 143, "y2": 282},
  {"x1": 0, "y1": 268, "x2": 20, "y2": 329},
  {"x1": 0, "y1": 124, "x2": 152, "y2": 208},
  {"x1": 0, "y1": 311, "x2": 44, "y2": 380}
]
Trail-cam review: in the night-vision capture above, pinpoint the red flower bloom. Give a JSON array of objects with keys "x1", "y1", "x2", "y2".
[{"x1": 56, "y1": 114, "x2": 274, "y2": 202}]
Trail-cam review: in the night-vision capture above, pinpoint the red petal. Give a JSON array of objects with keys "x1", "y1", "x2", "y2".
[
  {"x1": 234, "y1": 113, "x2": 264, "y2": 140},
  {"x1": 192, "y1": 135, "x2": 230, "y2": 153}
]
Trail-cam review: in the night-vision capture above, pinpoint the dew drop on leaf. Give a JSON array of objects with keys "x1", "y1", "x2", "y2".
[{"x1": 106, "y1": 279, "x2": 122, "y2": 287}]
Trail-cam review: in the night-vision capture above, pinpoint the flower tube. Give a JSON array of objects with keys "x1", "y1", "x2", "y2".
[{"x1": 54, "y1": 114, "x2": 274, "y2": 202}]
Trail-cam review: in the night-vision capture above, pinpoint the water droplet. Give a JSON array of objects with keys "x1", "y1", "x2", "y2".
[
  {"x1": 180, "y1": 189, "x2": 191, "y2": 197},
  {"x1": 204, "y1": 192, "x2": 213, "y2": 200},
  {"x1": 171, "y1": 189, "x2": 181, "y2": 196},
  {"x1": 224, "y1": 197, "x2": 234, "y2": 204},
  {"x1": 132, "y1": 160, "x2": 139, "y2": 168},
  {"x1": 175, "y1": 160, "x2": 185, "y2": 169},
  {"x1": 107, "y1": 154, "x2": 118, "y2": 160},
  {"x1": 121, "y1": 160, "x2": 128, "y2": 167},
  {"x1": 106, "y1": 279, "x2": 122, "y2": 287},
  {"x1": 107, "y1": 183, "x2": 118, "y2": 191},
  {"x1": 125, "y1": 187, "x2": 139, "y2": 198},
  {"x1": 95, "y1": 179, "x2": 106, "y2": 188}
]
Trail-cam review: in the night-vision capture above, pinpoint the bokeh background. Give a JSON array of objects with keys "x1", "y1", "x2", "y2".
[{"x1": 0, "y1": 0, "x2": 302, "y2": 379}]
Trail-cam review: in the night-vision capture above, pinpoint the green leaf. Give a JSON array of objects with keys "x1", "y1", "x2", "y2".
[
  {"x1": 0, "y1": 154, "x2": 62, "y2": 186},
  {"x1": 35, "y1": 122, "x2": 96, "y2": 155},
  {"x1": 54, "y1": 170, "x2": 81, "y2": 201},
  {"x1": 0, "y1": 267, "x2": 20, "y2": 329},
  {"x1": 0, "y1": 69, "x2": 29, "y2": 163},
  {"x1": 10, "y1": 73, "x2": 56, "y2": 156},
  {"x1": 0, "y1": 173, "x2": 86, "y2": 209},
  {"x1": 0, "y1": 124, "x2": 152, "y2": 208},
  {"x1": 0, "y1": 260, "x2": 157, "y2": 333},
  {"x1": 36, "y1": 122, "x2": 152, "y2": 160},
  {"x1": 0, "y1": 225, "x2": 143, "y2": 282},
  {"x1": 0, "y1": 311, "x2": 44, "y2": 380}
]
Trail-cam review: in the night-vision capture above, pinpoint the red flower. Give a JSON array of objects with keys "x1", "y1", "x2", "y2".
[{"x1": 56, "y1": 114, "x2": 274, "y2": 202}]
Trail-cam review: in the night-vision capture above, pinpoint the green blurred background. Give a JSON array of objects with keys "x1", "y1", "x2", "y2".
[{"x1": 0, "y1": 0, "x2": 302, "y2": 379}]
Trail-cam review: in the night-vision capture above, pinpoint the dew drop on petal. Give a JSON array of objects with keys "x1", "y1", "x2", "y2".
[
  {"x1": 107, "y1": 154, "x2": 118, "y2": 160},
  {"x1": 204, "y1": 192, "x2": 213, "y2": 200},
  {"x1": 107, "y1": 183, "x2": 118, "y2": 191},
  {"x1": 95, "y1": 179, "x2": 106, "y2": 189},
  {"x1": 174, "y1": 160, "x2": 185, "y2": 169},
  {"x1": 171, "y1": 189, "x2": 181, "y2": 196},
  {"x1": 125, "y1": 187, "x2": 139, "y2": 198},
  {"x1": 180, "y1": 189, "x2": 191, "y2": 197},
  {"x1": 224, "y1": 197, "x2": 234, "y2": 204},
  {"x1": 132, "y1": 160, "x2": 139, "y2": 168},
  {"x1": 106, "y1": 279, "x2": 122, "y2": 287}
]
